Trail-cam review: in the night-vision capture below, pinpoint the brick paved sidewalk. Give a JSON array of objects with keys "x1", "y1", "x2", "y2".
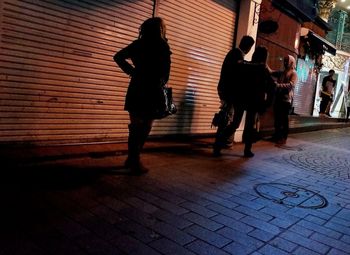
[{"x1": 1, "y1": 128, "x2": 350, "y2": 255}]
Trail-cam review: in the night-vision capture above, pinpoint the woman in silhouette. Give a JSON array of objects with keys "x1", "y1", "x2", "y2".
[{"x1": 114, "y1": 17, "x2": 171, "y2": 174}]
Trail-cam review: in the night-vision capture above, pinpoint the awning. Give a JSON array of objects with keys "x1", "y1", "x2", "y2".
[{"x1": 308, "y1": 31, "x2": 337, "y2": 56}]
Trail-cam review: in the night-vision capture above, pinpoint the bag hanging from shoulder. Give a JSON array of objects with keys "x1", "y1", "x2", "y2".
[{"x1": 154, "y1": 85, "x2": 177, "y2": 119}]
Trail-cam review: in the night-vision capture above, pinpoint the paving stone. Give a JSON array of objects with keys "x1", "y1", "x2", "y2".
[
  {"x1": 240, "y1": 216, "x2": 282, "y2": 235},
  {"x1": 259, "y1": 206, "x2": 299, "y2": 223},
  {"x1": 327, "y1": 248, "x2": 350, "y2": 255},
  {"x1": 296, "y1": 219, "x2": 342, "y2": 239},
  {"x1": 202, "y1": 195, "x2": 239, "y2": 209},
  {"x1": 292, "y1": 246, "x2": 321, "y2": 255},
  {"x1": 79, "y1": 216, "x2": 122, "y2": 241},
  {"x1": 150, "y1": 221, "x2": 195, "y2": 246},
  {"x1": 258, "y1": 244, "x2": 289, "y2": 255},
  {"x1": 141, "y1": 186, "x2": 186, "y2": 205},
  {"x1": 335, "y1": 208, "x2": 350, "y2": 221},
  {"x1": 75, "y1": 233, "x2": 124, "y2": 255},
  {"x1": 268, "y1": 237, "x2": 298, "y2": 253},
  {"x1": 289, "y1": 224, "x2": 313, "y2": 237},
  {"x1": 304, "y1": 214, "x2": 327, "y2": 225},
  {"x1": 229, "y1": 196, "x2": 265, "y2": 210},
  {"x1": 324, "y1": 221, "x2": 350, "y2": 235},
  {"x1": 152, "y1": 198, "x2": 189, "y2": 215},
  {"x1": 152, "y1": 209, "x2": 193, "y2": 230},
  {"x1": 180, "y1": 201, "x2": 218, "y2": 218},
  {"x1": 118, "y1": 207, "x2": 158, "y2": 228},
  {"x1": 248, "y1": 229, "x2": 276, "y2": 242},
  {"x1": 97, "y1": 196, "x2": 129, "y2": 212},
  {"x1": 125, "y1": 197, "x2": 159, "y2": 214},
  {"x1": 330, "y1": 216, "x2": 350, "y2": 227},
  {"x1": 217, "y1": 227, "x2": 264, "y2": 249},
  {"x1": 285, "y1": 207, "x2": 309, "y2": 218},
  {"x1": 223, "y1": 241, "x2": 256, "y2": 255},
  {"x1": 130, "y1": 189, "x2": 160, "y2": 204},
  {"x1": 90, "y1": 204, "x2": 124, "y2": 225},
  {"x1": 307, "y1": 209, "x2": 334, "y2": 221},
  {"x1": 238, "y1": 191, "x2": 260, "y2": 201},
  {"x1": 53, "y1": 217, "x2": 91, "y2": 239},
  {"x1": 183, "y1": 212, "x2": 224, "y2": 231},
  {"x1": 234, "y1": 205, "x2": 273, "y2": 221},
  {"x1": 211, "y1": 215, "x2": 254, "y2": 234},
  {"x1": 115, "y1": 220, "x2": 159, "y2": 244},
  {"x1": 185, "y1": 240, "x2": 231, "y2": 255},
  {"x1": 165, "y1": 187, "x2": 213, "y2": 206},
  {"x1": 310, "y1": 232, "x2": 350, "y2": 253},
  {"x1": 280, "y1": 231, "x2": 330, "y2": 254},
  {"x1": 206, "y1": 203, "x2": 245, "y2": 220},
  {"x1": 150, "y1": 238, "x2": 196, "y2": 255},
  {"x1": 269, "y1": 218, "x2": 295, "y2": 229},
  {"x1": 341, "y1": 235, "x2": 350, "y2": 244},
  {"x1": 112, "y1": 234, "x2": 161, "y2": 255},
  {"x1": 184, "y1": 225, "x2": 231, "y2": 248}
]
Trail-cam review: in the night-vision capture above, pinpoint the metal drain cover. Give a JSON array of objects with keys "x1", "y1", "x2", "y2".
[{"x1": 254, "y1": 183, "x2": 328, "y2": 209}]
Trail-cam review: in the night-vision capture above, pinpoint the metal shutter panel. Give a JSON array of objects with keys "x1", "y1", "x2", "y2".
[
  {"x1": 153, "y1": 0, "x2": 237, "y2": 135},
  {"x1": 0, "y1": 0, "x2": 153, "y2": 145}
]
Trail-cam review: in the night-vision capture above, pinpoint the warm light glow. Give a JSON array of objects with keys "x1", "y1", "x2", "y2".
[
  {"x1": 341, "y1": 0, "x2": 346, "y2": 2},
  {"x1": 294, "y1": 32, "x2": 300, "y2": 50},
  {"x1": 347, "y1": 5, "x2": 350, "y2": 9}
]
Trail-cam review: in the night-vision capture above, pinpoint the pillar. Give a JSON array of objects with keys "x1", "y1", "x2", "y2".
[{"x1": 236, "y1": 0, "x2": 261, "y2": 60}]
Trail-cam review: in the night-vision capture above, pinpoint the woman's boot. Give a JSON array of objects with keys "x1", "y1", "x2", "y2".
[{"x1": 125, "y1": 124, "x2": 149, "y2": 175}]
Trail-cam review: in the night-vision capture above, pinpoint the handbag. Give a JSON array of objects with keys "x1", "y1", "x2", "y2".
[
  {"x1": 211, "y1": 108, "x2": 229, "y2": 128},
  {"x1": 154, "y1": 86, "x2": 177, "y2": 119}
]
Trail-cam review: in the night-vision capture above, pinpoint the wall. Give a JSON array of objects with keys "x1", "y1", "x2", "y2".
[{"x1": 256, "y1": 0, "x2": 301, "y2": 130}]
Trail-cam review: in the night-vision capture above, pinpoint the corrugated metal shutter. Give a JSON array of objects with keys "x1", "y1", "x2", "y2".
[
  {"x1": 0, "y1": 0, "x2": 153, "y2": 145},
  {"x1": 152, "y1": 0, "x2": 237, "y2": 135}
]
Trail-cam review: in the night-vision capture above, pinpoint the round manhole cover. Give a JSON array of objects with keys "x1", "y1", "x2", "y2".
[
  {"x1": 280, "y1": 149, "x2": 350, "y2": 180},
  {"x1": 254, "y1": 183, "x2": 328, "y2": 209}
]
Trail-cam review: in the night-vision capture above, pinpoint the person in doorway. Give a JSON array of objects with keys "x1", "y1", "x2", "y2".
[
  {"x1": 272, "y1": 55, "x2": 298, "y2": 145},
  {"x1": 214, "y1": 46, "x2": 275, "y2": 157},
  {"x1": 319, "y1": 69, "x2": 336, "y2": 117},
  {"x1": 213, "y1": 35, "x2": 255, "y2": 156},
  {"x1": 114, "y1": 17, "x2": 171, "y2": 175}
]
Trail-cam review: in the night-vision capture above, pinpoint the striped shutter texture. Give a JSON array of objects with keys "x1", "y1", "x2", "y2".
[
  {"x1": 0, "y1": 0, "x2": 153, "y2": 145},
  {"x1": 153, "y1": 0, "x2": 237, "y2": 135}
]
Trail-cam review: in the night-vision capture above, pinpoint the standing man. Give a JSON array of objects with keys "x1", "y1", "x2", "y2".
[
  {"x1": 213, "y1": 35, "x2": 255, "y2": 156},
  {"x1": 319, "y1": 69, "x2": 336, "y2": 117}
]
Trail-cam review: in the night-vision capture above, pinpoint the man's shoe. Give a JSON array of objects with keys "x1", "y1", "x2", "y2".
[
  {"x1": 129, "y1": 162, "x2": 149, "y2": 175},
  {"x1": 276, "y1": 138, "x2": 286, "y2": 145},
  {"x1": 125, "y1": 158, "x2": 149, "y2": 175},
  {"x1": 213, "y1": 146, "x2": 222, "y2": 157},
  {"x1": 222, "y1": 142, "x2": 233, "y2": 149},
  {"x1": 243, "y1": 150, "x2": 254, "y2": 158}
]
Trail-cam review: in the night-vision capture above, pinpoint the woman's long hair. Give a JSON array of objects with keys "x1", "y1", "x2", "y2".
[{"x1": 139, "y1": 17, "x2": 167, "y2": 41}]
